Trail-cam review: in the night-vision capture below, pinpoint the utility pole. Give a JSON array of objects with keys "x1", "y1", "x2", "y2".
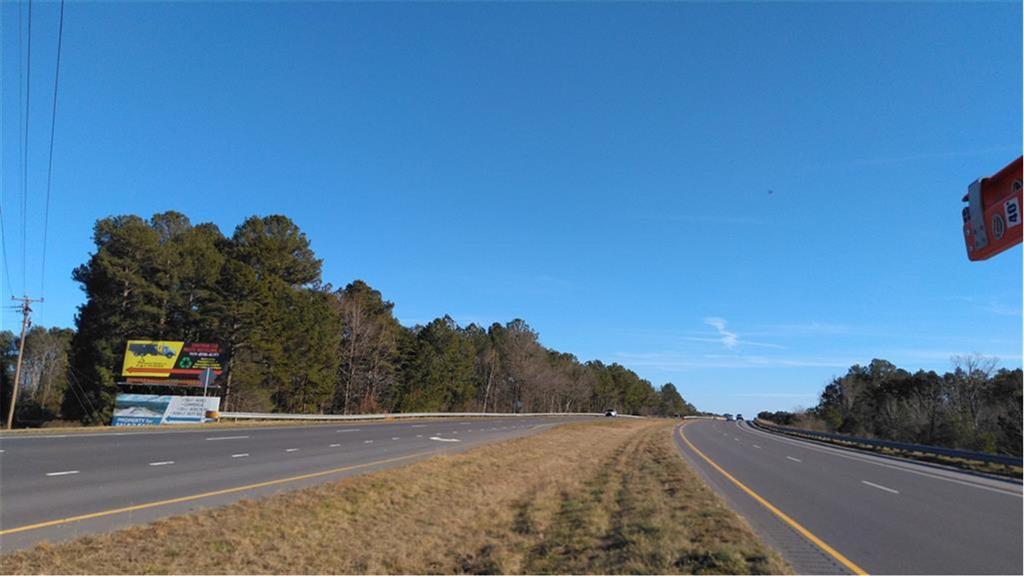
[{"x1": 6, "y1": 296, "x2": 43, "y2": 430}]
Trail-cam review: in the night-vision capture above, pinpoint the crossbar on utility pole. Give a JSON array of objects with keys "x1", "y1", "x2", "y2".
[{"x1": 6, "y1": 296, "x2": 43, "y2": 430}]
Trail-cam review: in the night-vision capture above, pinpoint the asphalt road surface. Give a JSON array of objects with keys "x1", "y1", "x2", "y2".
[
  {"x1": 676, "y1": 419, "x2": 1023, "y2": 575},
  {"x1": 0, "y1": 415, "x2": 591, "y2": 550}
]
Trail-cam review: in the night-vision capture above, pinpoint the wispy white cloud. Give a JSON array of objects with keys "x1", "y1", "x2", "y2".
[
  {"x1": 749, "y1": 322, "x2": 852, "y2": 337},
  {"x1": 700, "y1": 317, "x2": 784, "y2": 349},
  {"x1": 704, "y1": 317, "x2": 738, "y2": 349},
  {"x1": 980, "y1": 301, "x2": 1022, "y2": 317},
  {"x1": 612, "y1": 351, "x2": 856, "y2": 371}
]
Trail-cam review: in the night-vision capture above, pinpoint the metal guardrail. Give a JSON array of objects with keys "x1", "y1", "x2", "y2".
[
  {"x1": 683, "y1": 415, "x2": 726, "y2": 420},
  {"x1": 752, "y1": 419, "x2": 1023, "y2": 467},
  {"x1": 220, "y1": 411, "x2": 642, "y2": 421}
]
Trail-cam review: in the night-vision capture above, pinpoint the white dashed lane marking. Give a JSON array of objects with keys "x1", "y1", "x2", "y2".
[
  {"x1": 206, "y1": 435, "x2": 249, "y2": 441},
  {"x1": 45, "y1": 470, "x2": 79, "y2": 477},
  {"x1": 285, "y1": 448, "x2": 299, "y2": 452},
  {"x1": 786, "y1": 456, "x2": 802, "y2": 463},
  {"x1": 862, "y1": 480, "x2": 900, "y2": 494},
  {"x1": 231, "y1": 453, "x2": 249, "y2": 458},
  {"x1": 148, "y1": 461, "x2": 174, "y2": 466}
]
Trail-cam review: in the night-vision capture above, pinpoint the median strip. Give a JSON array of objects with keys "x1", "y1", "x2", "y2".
[{"x1": 1, "y1": 420, "x2": 788, "y2": 575}]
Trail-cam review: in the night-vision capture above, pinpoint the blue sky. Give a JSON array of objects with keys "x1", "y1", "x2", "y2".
[{"x1": 1, "y1": 2, "x2": 1021, "y2": 416}]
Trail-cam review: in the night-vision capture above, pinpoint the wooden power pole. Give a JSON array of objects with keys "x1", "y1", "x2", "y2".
[{"x1": 6, "y1": 296, "x2": 42, "y2": 430}]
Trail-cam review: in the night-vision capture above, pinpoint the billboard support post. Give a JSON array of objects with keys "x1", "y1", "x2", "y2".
[{"x1": 200, "y1": 368, "x2": 215, "y2": 398}]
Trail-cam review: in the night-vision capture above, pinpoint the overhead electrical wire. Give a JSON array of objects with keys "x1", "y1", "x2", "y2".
[
  {"x1": 15, "y1": 0, "x2": 26, "y2": 297},
  {"x1": 21, "y1": 0, "x2": 34, "y2": 298},
  {"x1": 40, "y1": 0, "x2": 65, "y2": 300},
  {"x1": 0, "y1": 2, "x2": 14, "y2": 297}
]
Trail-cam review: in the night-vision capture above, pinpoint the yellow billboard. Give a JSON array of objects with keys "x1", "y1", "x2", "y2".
[{"x1": 121, "y1": 340, "x2": 185, "y2": 378}]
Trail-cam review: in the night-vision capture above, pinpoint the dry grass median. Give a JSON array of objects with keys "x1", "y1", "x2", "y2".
[{"x1": 2, "y1": 419, "x2": 789, "y2": 575}]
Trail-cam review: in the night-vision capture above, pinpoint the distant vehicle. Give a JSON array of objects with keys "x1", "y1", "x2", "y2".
[
  {"x1": 724, "y1": 413, "x2": 734, "y2": 421},
  {"x1": 736, "y1": 414, "x2": 744, "y2": 421},
  {"x1": 605, "y1": 409, "x2": 618, "y2": 417}
]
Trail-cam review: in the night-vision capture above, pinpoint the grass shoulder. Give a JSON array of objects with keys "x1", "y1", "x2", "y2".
[{"x1": 2, "y1": 419, "x2": 790, "y2": 575}]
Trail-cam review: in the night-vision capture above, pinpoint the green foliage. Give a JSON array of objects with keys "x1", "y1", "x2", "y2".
[
  {"x1": 658, "y1": 383, "x2": 697, "y2": 418},
  {"x1": 47, "y1": 211, "x2": 699, "y2": 426},
  {"x1": 765, "y1": 357, "x2": 1023, "y2": 457}
]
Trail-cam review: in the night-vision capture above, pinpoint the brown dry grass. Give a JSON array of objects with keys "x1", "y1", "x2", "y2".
[{"x1": 1, "y1": 419, "x2": 789, "y2": 575}]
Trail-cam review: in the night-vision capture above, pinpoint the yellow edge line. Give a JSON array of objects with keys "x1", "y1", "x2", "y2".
[
  {"x1": 0, "y1": 451, "x2": 436, "y2": 536},
  {"x1": 677, "y1": 422, "x2": 869, "y2": 576}
]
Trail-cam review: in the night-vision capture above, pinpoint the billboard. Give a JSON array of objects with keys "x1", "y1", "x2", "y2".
[
  {"x1": 121, "y1": 340, "x2": 227, "y2": 383},
  {"x1": 111, "y1": 393, "x2": 221, "y2": 426}
]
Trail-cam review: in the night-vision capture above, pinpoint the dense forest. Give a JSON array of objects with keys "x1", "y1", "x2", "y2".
[
  {"x1": 758, "y1": 357, "x2": 1023, "y2": 457},
  {"x1": 0, "y1": 212, "x2": 698, "y2": 427}
]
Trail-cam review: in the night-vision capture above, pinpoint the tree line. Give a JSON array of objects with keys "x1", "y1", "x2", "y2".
[
  {"x1": 0, "y1": 212, "x2": 698, "y2": 426},
  {"x1": 758, "y1": 357, "x2": 1022, "y2": 457}
]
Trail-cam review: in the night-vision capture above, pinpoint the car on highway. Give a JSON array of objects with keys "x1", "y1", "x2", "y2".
[
  {"x1": 605, "y1": 409, "x2": 618, "y2": 417},
  {"x1": 724, "y1": 413, "x2": 734, "y2": 421},
  {"x1": 736, "y1": 414, "x2": 744, "y2": 421}
]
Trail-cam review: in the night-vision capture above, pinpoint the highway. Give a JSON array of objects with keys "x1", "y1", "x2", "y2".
[
  {"x1": 676, "y1": 419, "x2": 1023, "y2": 575},
  {"x1": 0, "y1": 415, "x2": 589, "y2": 551}
]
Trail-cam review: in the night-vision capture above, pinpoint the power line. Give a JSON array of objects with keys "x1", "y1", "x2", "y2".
[
  {"x1": 0, "y1": 0, "x2": 14, "y2": 298},
  {"x1": 21, "y1": 0, "x2": 34, "y2": 297},
  {"x1": 40, "y1": 0, "x2": 65, "y2": 300},
  {"x1": 0, "y1": 207, "x2": 14, "y2": 297},
  {"x1": 16, "y1": 0, "x2": 25, "y2": 296}
]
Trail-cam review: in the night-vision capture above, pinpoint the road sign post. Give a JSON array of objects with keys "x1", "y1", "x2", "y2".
[{"x1": 200, "y1": 368, "x2": 215, "y2": 398}]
